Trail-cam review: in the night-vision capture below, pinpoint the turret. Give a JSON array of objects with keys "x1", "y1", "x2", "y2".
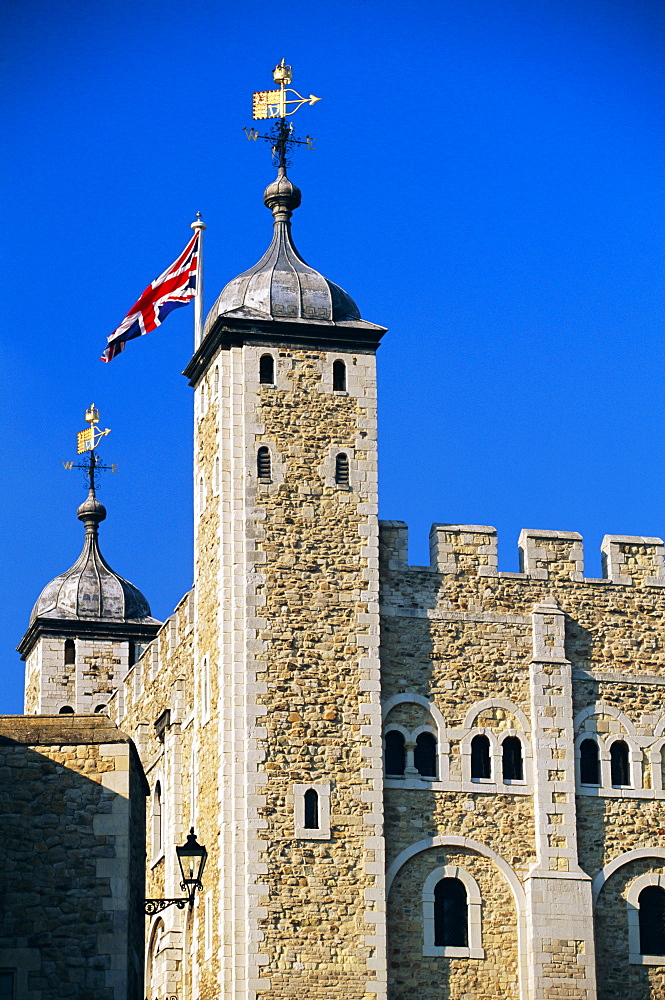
[{"x1": 18, "y1": 409, "x2": 160, "y2": 714}]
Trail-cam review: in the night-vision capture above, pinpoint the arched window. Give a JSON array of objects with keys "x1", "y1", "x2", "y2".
[
  {"x1": 333, "y1": 359, "x2": 346, "y2": 392},
  {"x1": 610, "y1": 740, "x2": 630, "y2": 786},
  {"x1": 580, "y1": 738, "x2": 600, "y2": 785},
  {"x1": 335, "y1": 453, "x2": 349, "y2": 486},
  {"x1": 385, "y1": 730, "x2": 405, "y2": 776},
  {"x1": 257, "y1": 447, "x2": 271, "y2": 480},
  {"x1": 213, "y1": 365, "x2": 219, "y2": 396},
  {"x1": 639, "y1": 885, "x2": 665, "y2": 955},
  {"x1": 153, "y1": 781, "x2": 163, "y2": 857},
  {"x1": 59, "y1": 705, "x2": 74, "y2": 714},
  {"x1": 304, "y1": 788, "x2": 319, "y2": 829},
  {"x1": 434, "y1": 878, "x2": 468, "y2": 947},
  {"x1": 502, "y1": 736, "x2": 523, "y2": 781},
  {"x1": 128, "y1": 640, "x2": 137, "y2": 667},
  {"x1": 259, "y1": 354, "x2": 275, "y2": 385},
  {"x1": 414, "y1": 732, "x2": 437, "y2": 778},
  {"x1": 471, "y1": 734, "x2": 491, "y2": 780},
  {"x1": 94, "y1": 704, "x2": 107, "y2": 714},
  {"x1": 199, "y1": 475, "x2": 205, "y2": 511},
  {"x1": 64, "y1": 639, "x2": 75, "y2": 665},
  {"x1": 213, "y1": 456, "x2": 220, "y2": 493}
]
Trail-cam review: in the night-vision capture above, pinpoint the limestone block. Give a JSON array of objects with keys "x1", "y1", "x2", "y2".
[
  {"x1": 429, "y1": 523, "x2": 498, "y2": 578},
  {"x1": 601, "y1": 534, "x2": 665, "y2": 586},
  {"x1": 519, "y1": 529, "x2": 584, "y2": 582}
]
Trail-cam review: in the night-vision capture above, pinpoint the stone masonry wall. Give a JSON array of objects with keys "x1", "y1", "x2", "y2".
[
  {"x1": 250, "y1": 347, "x2": 385, "y2": 1000},
  {"x1": 0, "y1": 715, "x2": 147, "y2": 1000},
  {"x1": 380, "y1": 522, "x2": 665, "y2": 1000},
  {"x1": 111, "y1": 588, "x2": 195, "y2": 1000}
]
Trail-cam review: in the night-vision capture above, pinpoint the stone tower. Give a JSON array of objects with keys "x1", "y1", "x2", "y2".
[
  {"x1": 18, "y1": 484, "x2": 160, "y2": 714},
  {"x1": 181, "y1": 164, "x2": 389, "y2": 999}
]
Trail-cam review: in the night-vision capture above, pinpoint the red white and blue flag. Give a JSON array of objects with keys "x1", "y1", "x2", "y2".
[{"x1": 101, "y1": 231, "x2": 200, "y2": 362}]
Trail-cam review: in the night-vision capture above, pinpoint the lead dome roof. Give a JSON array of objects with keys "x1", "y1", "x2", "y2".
[
  {"x1": 203, "y1": 167, "x2": 370, "y2": 334},
  {"x1": 30, "y1": 489, "x2": 157, "y2": 625}
]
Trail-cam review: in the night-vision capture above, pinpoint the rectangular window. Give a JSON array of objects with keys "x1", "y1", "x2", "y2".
[
  {"x1": 201, "y1": 656, "x2": 210, "y2": 722},
  {"x1": 204, "y1": 890, "x2": 213, "y2": 959}
]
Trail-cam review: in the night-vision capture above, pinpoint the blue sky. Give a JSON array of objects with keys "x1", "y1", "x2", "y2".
[{"x1": 1, "y1": 0, "x2": 664, "y2": 713}]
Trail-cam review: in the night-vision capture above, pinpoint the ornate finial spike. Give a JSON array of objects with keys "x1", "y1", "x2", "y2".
[{"x1": 191, "y1": 211, "x2": 207, "y2": 232}]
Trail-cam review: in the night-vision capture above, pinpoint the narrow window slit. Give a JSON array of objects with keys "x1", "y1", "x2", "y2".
[
  {"x1": 502, "y1": 736, "x2": 523, "y2": 781},
  {"x1": 471, "y1": 734, "x2": 491, "y2": 780},
  {"x1": 385, "y1": 730, "x2": 405, "y2": 776},
  {"x1": 335, "y1": 453, "x2": 349, "y2": 486},
  {"x1": 303, "y1": 788, "x2": 319, "y2": 829},
  {"x1": 414, "y1": 732, "x2": 437, "y2": 778},
  {"x1": 260, "y1": 354, "x2": 275, "y2": 384},
  {"x1": 580, "y1": 738, "x2": 600, "y2": 785},
  {"x1": 610, "y1": 739, "x2": 630, "y2": 786},
  {"x1": 257, "y1": 447, "x2": 271, "y2": 480},
  {"x1": 333, "y1": 359, "x2": 346, "y2": 391}
]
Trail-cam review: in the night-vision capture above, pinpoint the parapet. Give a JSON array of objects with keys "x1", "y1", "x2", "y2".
[
  {"x1": 378, "y1": 521, "x2": 665, "y2": 586},
  {"x1": 429, "y1": 524, "x2": 498, "y2": 578},
  {"x1": 518, "y1": 530, "x2": 584, "y2": 583},
  {"x1": 601, "y1": 535, "x2": 665, "y2": 586}
]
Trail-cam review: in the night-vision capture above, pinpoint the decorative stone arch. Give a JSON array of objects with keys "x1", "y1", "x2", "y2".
[
  {"x1": 383, "y1": 693, "x2": 448, "y2": 779},
  {"x1": 626, "y1": 872, "x2": 665, "y2": 965},
  {"x1": 422, "y1": 863, "x2": 484, "y2": 959},
  {"x1": 592, "y1": 847, "x2": 665, "y2": 904},
  {"x1": 386, "y1": 835, "x2": 527, "y2": 1000},
  {"x1": 605, "y1": 732, "x2": 642, "y2": 790},
  {"x1": 463, "y1": 698, "x2": 530, "y2": 734},
  {"x1": 412, "y1": 723, "x2": 438, "y2": 740},
  {"x1": 383, "y1": 692, "x2": 446, "y2": 733},
  {"x1": 654, "y1": 717, "x2": 665, "y2": 739},
  {"x1": 574, "y1": 701, "x2": 636, "y2": 737},
  {"x1": 384, "y1": 722, "x2": 410, "y2": 739},
  {"x1": 460, "y1": 728, "x2": 500, "y2": 784}
]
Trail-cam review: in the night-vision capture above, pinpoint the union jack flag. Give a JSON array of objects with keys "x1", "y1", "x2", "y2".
[{"x1": 101, "y1": 231, "x2": 200, "y2": 362}]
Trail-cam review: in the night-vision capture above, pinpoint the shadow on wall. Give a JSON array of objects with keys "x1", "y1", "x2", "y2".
[
  {"x1": 380, "y1": 598, "x2": 527, "y2": 1000},
  {"x1": 568, "y1": 618, "x2": 665, "y2": 999},
  {"x1": 0, "y1": 723, "x2": 146, "y2": 1000}
]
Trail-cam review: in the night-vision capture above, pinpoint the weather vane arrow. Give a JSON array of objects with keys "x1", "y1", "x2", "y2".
[
  {"x1": 61, "y1": 404, "x2": 119, "y2": 489},
  {"x1": 244, "y1": 60, "x2": 320, "y2": 170}
]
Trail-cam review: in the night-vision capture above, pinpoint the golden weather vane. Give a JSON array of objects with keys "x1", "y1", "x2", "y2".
[
  {"x1": 62, "y1": 404, "x2": 118, "y2": 488},
  {"x1": 243, "y1": 60, "x2": 321, "y2": 169}
]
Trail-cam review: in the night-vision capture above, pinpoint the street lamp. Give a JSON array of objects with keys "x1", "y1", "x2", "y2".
[{"x1": 145, "y1": 829, "x2": 208, "y2": 916}]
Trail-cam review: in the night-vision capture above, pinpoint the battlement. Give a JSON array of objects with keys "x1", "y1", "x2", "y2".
[{"x1": 379, "y1": 521, "x2": 665, "y2": 586}]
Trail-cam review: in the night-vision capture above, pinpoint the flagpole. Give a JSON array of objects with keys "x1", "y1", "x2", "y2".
[{"x1": 191, "y1": 212, "x2": 207, "y2": 350}]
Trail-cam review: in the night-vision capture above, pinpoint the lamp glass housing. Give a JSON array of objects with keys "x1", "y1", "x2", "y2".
[{"x1": 176, "y1": 828, "x2": 207, "y2": 891}]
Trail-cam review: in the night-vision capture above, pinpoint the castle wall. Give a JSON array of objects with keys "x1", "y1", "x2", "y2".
[
  {"x1": 380, "y1": 523, "x2": 665, "y2": 1000},
  {"x1": 110, "y1": 589, "x2": 195, "y2": 1000},
  {"x1": 0, "y1": 715, "x2": 147, "y2": 1000}
]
